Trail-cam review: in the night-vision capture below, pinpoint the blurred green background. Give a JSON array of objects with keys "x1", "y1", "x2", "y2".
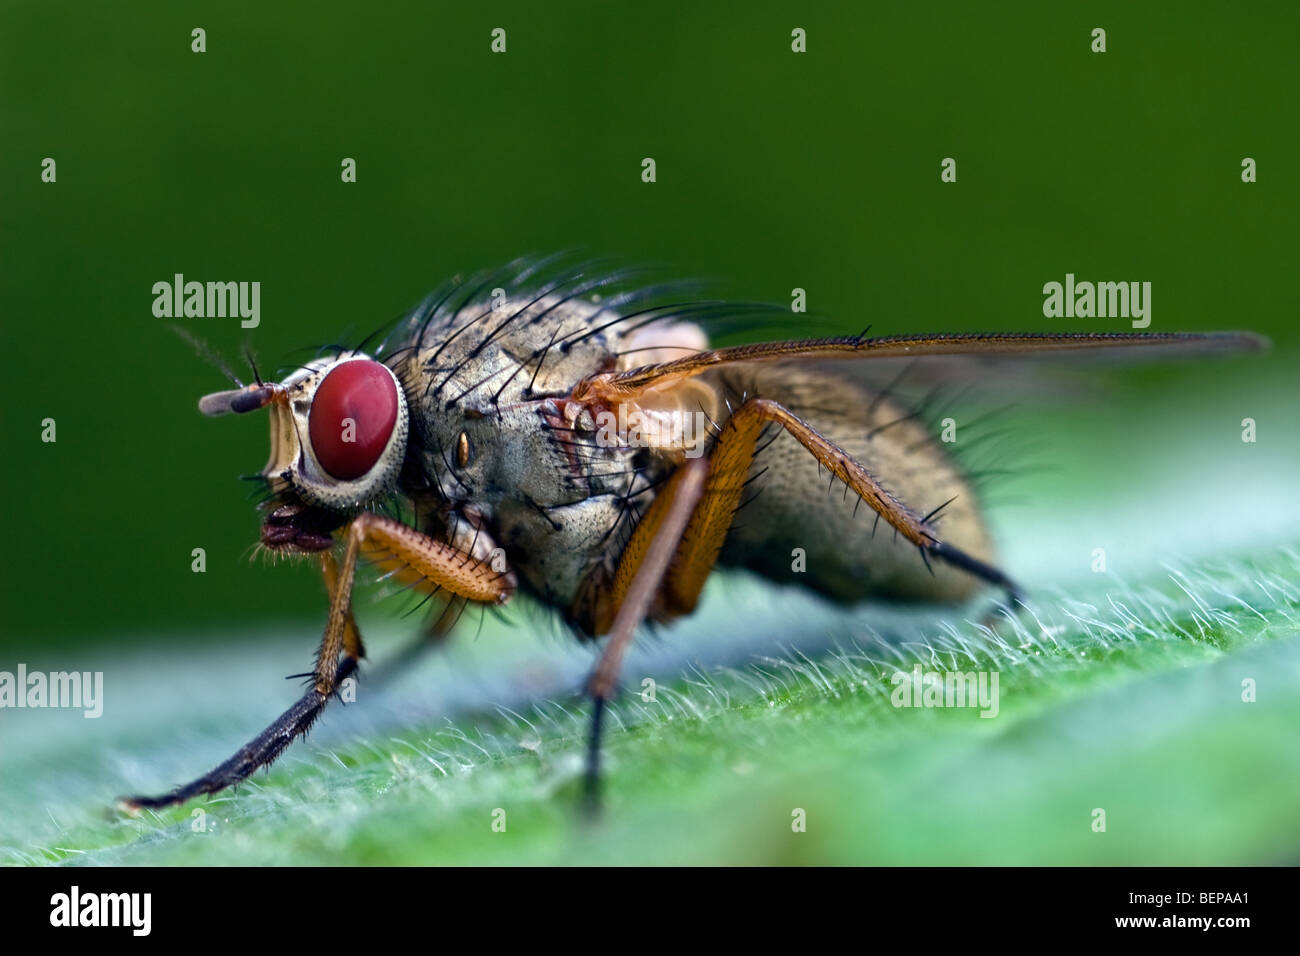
[
  {"x1": 3, "y1": 1, "x2": 1299, "y2": 868},
  {"x1": 2, "y1": 1, "x2": 1296, "y2": 648}
]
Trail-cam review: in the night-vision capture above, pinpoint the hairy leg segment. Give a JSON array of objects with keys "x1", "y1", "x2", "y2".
[{"x1": 120, "y1": 514, "x2": 512, "y2": 811}]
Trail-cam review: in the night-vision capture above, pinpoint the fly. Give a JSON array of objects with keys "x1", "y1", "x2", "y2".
[{"x1": 120, "y1": 257, "x2": 1266, "y2": 813}]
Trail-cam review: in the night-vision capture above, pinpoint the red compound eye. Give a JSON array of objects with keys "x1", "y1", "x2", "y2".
[{"x1": 308, "y1": 360, "x2": 399, "y2": 481}]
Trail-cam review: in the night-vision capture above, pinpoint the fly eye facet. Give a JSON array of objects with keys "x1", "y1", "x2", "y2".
[{"x1": 308, "y1": 359, "x2": 400, "y2": 481}]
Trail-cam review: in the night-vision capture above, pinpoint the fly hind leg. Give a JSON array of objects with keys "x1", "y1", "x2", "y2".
[
  {"x1": 579, "y1": 397, "x2": 1023, "y2": 814},
  {"x1": 681, "y1": 398, "x2": 1023, "y2": 609}
]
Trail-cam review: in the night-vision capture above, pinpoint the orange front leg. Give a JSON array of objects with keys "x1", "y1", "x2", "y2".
[{"x1": 122, "y1": 515, "x2": 514, "y2": 811}]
